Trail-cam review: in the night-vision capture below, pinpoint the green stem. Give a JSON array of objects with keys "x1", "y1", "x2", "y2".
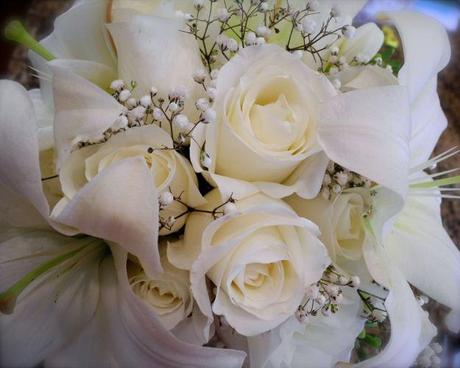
[{"x1": 5, "y1": 21, "x2": 56, "y2": 61}]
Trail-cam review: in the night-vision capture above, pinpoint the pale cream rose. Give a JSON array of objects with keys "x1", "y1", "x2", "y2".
[
  {"x1": 168, "y1": 189, "x2": 330, "y2": 337},
  {"x1": 128, "y1": 243, "x2": 193, "y2": 330},
  {"x1": 53, "y1": 125, "x2": 205, "y2": 235},
  {"x1": 191, "y1": 44, "x2": 336, "y2": 200},
  {"x1": 286, "y1": 188, "x2": 371, "y2": 261}
]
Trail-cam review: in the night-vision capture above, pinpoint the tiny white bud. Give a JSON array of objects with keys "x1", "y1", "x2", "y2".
[
  {"x1": 295, "y1": 309, "x2": 308, "y2": 323},
  {"x1": 315, "y1": 294, "x2": 326, "y2": 306},
  {"x1": 183, "y1": 12, "x2": 194, "y2": 21},
  {"x1": 226, "y1": 38, "x2": 239, "y2": 52},
  {"x1": 202, "y1": 153, "x2": 212, "y2": 168},
  {"x1": 119, "y1": 89, "x2": 131, "y2": 102},
  {"x1": 173, "y1": 114, "x2": 190, "y2": 130},
  {"x1": 203, "y1": 108, "x2": 217, "y2": 124},
  {"x1": 245, "y1": 31, "x2": 257, "y2": 45},
  {"x1": 342, "y1": 25, "x2": 356, "y2": 39},
  {"x1": 350, "y1": 275, "x2": 360, "y2": 288},
  {"x1": 140, "y1": 95, "x2": 152, "y2": 108},
  {"x1": 150, "y1": 86, "x2": 158, "y2": 96},
  {"x1": 217, "y1": 8, "x2": 230, "y2": 22},
  {"x1": 169, "y1": 102, "x2": 179, "y2": 112},
  {"x1": 195, "y1": 98, "x2": 209, "y2": 112},
  {"x1": 223, "y1": 202, "x2": 238, "y2": 215},
  {"x1": 193, "y1": 0, "x2": 204, "y2": 10},
  {"x1": 330, "y1": 46, "x2": 339, "y2": 56},
  {"x1": 334, "y1": 171, "x2": 348, "y2": 186},
  {"x1": 208, "y1": 79, "x2": 217, "y2": 89},
  {"x1": 112, "y1": 115, "x2": 128, "y2": 130},
  {"x1": 129, "y1": 105, "x2": 146, "y2": 120},
  {"x1": 326, "y1": 284, "x2": 339, "y2": 296},
  {"x1": 170, "y1": 85, "x2": 187, "y2": 100},
  {"x1": 329, "y1": 55, "x2": 338, "y2": 64},
  {"x1": 332, "y1": 184, "x2": 342, "y2": 194},
  {"x1": 338, "y1": 275, "x2": 349, "y2": 285},
  {"x1": 255, "y1": 37, "x2": 265, "y2": 46},
  {"x1": 256, "y1": 25, "x2": 270, "y2": 37},
  {"x1": 333, "y1": 292, "x2": 344, "y2": 304},
  {"x1": 159, "y1": 191, "x2": 174, "y2": 208},
  {"x1": 153, "y1": 107, "x2": 163, "y2": 120},
  {"x1": 356, "y1": 53, "x2": 369, "y2": 64},
  {"x1": 260, "y1": 2, "x2": 269, "y2": 12},
  {"x1": 301, "y1": 18, "x2": 316, "y2": 34},
  {"x1": 216, "y1": 34, "x2": 228, "y2": 47},
  {"x1": 321, "y1": 308, "x2": 331, "y2": 317},
  {"x1": 110, "y1": 79, "x2": 124, "y2": 91},
  {"x1": 193, "y1": 69, "x2": 207, "y2": 84},
  {"x1": 126, "y1": 97, "x2": 137, "y2": 109},
  {"x1": 207, "y1": 87, "x2": 217, "y2": 100}
]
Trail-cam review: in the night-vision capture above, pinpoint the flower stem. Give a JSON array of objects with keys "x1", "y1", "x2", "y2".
[{"x1": 4, "y1": 21, "x2": 56, "y2": 61}]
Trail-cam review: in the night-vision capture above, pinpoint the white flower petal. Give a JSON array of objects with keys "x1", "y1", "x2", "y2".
[
  {"x1": 0, "y1": 230, "x2": 104, "y2": 367},
  {"x1": 0, "y1": 80, "x2": 49, "y2": 221},
  {"x1": 53, "y1": 157, "x2": 162, "y2": 277},
  {"x1": 379, "y1": 11, "x2": 450, "y2": 102},
  {"x1": 47, "y1": 249, "x2": 246, "y2": 368},
  {"x1": 352, "y1": 231, "x2": 436, "y2": 368},
  {"x1": 51, "y1": 65, "x2": 124, "y2": 168},
  {"x1": 317, "y1": 86, "x2": 411, "y2": 200},
  {"x1": 386, "y1": 194, "x2": 460, "y2": 311},
  {"x1": 106, "y1": 15, "x2": 203, "y2": 98}
]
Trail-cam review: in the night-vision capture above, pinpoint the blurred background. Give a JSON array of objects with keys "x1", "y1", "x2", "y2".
[{"x1": 0, "y1": 0, "x2": 458, "y2": 367}]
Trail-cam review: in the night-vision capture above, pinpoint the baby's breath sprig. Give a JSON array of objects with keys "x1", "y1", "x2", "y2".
[
  {"x1": 321, "y1": 161, "x2": 373, "y2": 201},
  {"x1": 158, "y1": 192, "x2": 236, "y2": 232},
  {"x1": 295, "y1": 265, "x2": 361, "y2": 323}
]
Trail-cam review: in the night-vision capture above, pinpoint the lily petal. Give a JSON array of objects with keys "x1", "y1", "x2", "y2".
[
  {"x1": 317, "y1": 86, "x2": 411, "y2": 201},
  {"x1": 379, "y1": 11, "x2": 450, "y2": 103},
  {"x1": 0, "y1": 81, "x2": 49, "y2": 222},
  {"x1": 106, "y1": 15, "x2": 203, "y2": 99},
  {"x1": 53, "y1": 157, "x2": 162, "y2": 277},
  {"x1": 48, "y1": 249, "x2": 246, "y2": 368},
  {"x1": 386, "y1": 193, "x2": 460, "y2": 311},
  {"x1": 0, "y1": 230, "x2": 104, "y2": 367},
  {"x1": 51, "y1": 65, "x2": 124, "y2": 168}
]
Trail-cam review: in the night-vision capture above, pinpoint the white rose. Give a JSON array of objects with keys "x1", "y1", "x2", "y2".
[
  {"x1": 129, "y1": 244, "x2": 193, "y2": 331},
  {"x1": 168, "y1": 190, "x2": 330, "y2": 337},
  {"x1": 53, "y1": 125, "x2": 205, "y2": 235},
  {"x1": 191, "y1": 44, "x2": 336, "y2": 199},
  {"x1": 287, "y1": 188, "x2": 370, "y2": 261}
]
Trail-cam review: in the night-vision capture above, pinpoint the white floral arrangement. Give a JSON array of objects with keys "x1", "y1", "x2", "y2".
[{"x1": 0, "y1": 1, "x2": 458, "y2": 367}]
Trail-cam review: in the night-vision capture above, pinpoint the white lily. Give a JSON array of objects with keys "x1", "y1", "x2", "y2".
[
  {"x1": 0, "y1": 80, "x2": 246, "y2": 367},
  {"x1": 282, "y1": 10, "x2": 456, "y2": 368}
]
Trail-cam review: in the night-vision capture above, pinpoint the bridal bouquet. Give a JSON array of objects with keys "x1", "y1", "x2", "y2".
[{"x1": 1, "y1": 0, "x2": 459, "y2": 367}]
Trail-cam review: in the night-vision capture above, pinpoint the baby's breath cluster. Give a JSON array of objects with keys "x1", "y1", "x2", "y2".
[
  {"x1": 72, "y1": 79, "x2": 219, "y2": 152},
  {"x1": 358, "y1": 284, "x2": 388, "y2": 324},
  {"x1": 416, "y1": 341, "x2": 443, "y2": 368},
  {"x1": 183, "y1": 0, "x2": 354, "y2": 71},
  {"x1": 321, "y1": 161, "x2": 373, "y2": 200},
  {"x1": 295, "y1": 265, "x2": 360, "y2": 323},
  {"x1": 159, "y1": 192, "x2": 236, "y2": 232}
]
